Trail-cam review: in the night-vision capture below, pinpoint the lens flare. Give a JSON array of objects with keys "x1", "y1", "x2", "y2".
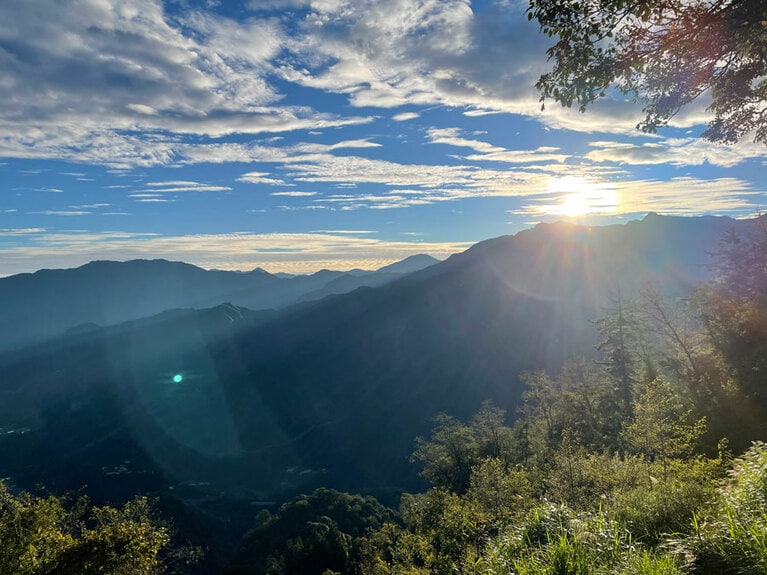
[
  {"x1": 544, "y1": 176, "x2": 618, "y2": 217},
  {"x1": 172, "y1": 374, "x2": 183, "y2": 383}
]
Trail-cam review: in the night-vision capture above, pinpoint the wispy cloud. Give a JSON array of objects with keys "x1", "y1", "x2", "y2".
[
  {"x1": 237, "y1": 172, "x2": 291, "y2": 186},
  {"x1": 513, "y1": 177, "x2": 764, "y2": 218},
  {"x1": 0, "y1": 228, "x2": 46, "y2": 236},
  {"x1": 427, "y1": 127, "x2": 569, "y2": 163},
  {"x1": 270, "y1": 191, "x2": 318, "y2": 197},
  {"x1": 29, "y1": 210, "x2": 91, "y2": 216},
  {"x1": 139, "y1": 181, "x2": 231, "y2": 193}
]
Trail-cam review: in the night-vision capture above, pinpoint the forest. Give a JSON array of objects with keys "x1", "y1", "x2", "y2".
[{"x1": 2, "y1": 226, "x2": 766, "y2": 574}]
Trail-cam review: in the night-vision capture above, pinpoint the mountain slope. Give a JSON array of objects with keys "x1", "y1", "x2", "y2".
[
  {"x1": 0, "y1": 214, "x2": 748, "y2": 502},
  {"x1": 0, "y1": 255, "x2": 439, "y2": 351}
]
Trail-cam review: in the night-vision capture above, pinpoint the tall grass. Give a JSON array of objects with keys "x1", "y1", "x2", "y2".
[
  {"x1": 472, "y1": 503, "x2": 684, "y2": 575},
  {"x1": 678, "y1": 442, "x2": 767, "y2": 574}
]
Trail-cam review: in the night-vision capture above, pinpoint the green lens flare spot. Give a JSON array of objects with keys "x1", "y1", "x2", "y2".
[{"x1": 172, "y1": 374, "x2": 183, "y2": 383}]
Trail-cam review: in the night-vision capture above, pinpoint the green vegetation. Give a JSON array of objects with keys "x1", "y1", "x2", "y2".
[
  {"x1": 0, "y1": 483, "x2": 174, "y2": 575},
  {"x1": 224, "y1": 488, "x2": 393, "y2": 575}
]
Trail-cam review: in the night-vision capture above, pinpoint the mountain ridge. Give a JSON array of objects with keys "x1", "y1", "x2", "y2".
[
  {"x1": 0, "y1": 213, "x2": 755, "y2": 503},
  {"x1": 0, "y1": 254, "x2": 441, "y2": 352}
]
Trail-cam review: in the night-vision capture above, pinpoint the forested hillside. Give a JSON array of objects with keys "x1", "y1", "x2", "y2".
[{"x1": 223, "y1": 219, "x2": 767, "y2": 574}]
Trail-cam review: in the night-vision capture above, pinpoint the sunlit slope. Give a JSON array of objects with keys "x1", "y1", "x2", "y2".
[{"x1": 0, "y1": 214, "x2": 745, "y2": 500}]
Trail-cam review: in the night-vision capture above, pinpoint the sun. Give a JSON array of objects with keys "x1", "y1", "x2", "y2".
[{"x1": 544, "y1": 176, "x2": 618, "y2": 217}]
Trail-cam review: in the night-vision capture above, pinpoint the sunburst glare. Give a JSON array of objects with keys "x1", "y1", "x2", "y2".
[{"x1": 543, "y1": 176, "x2": 618, "y2": 217}]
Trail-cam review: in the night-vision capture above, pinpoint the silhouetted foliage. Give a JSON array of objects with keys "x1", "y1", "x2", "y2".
[{"x1": 528, "y1": 0, "x2": 767, "y2": 144}]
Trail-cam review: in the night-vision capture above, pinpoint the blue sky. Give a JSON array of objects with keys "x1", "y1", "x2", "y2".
[{"x1": 1, "y1": 0, "x2": 766, "y2": 276}]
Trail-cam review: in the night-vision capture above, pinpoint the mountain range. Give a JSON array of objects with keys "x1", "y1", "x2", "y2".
[
  {"x1": 0, "y1": 213, "x2": 752, "y2": 506},
  {"x1": 0, "y1": 253, "x2": 440, "y2": 352}
]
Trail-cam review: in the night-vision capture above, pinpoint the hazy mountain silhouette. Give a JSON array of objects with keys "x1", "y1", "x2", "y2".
[
  {"x1": 0, "y1": 214, "x2": 751, "y2": 503},
  {"x1": 296, "y1": 255, "x2": 441, "y2": 303},
  {"x1": 0, "y1": 254, "x2": 440, "y2": 352}
]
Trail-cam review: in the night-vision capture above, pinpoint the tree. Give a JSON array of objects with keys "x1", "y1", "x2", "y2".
[
  {"x1": 227, "y1": 488, "x2": 393, "y2": 575},
  {"x1": 595, "y1": 289, "x2": 638, "y2": 416},
  {"x1": 0, "y1": 481, "x2": 171, "y2": 575},
  {"x1": 624, "y1": 377, "x2": 706, "y2": 479},
  {"x1": 411, "y1": 414, "x2": 479, "y2": 493},
  {"x1": 697, "y1": 224, "x2": 767, "y2": 434},
  {"x1": 528, "y1": 0, "x2": 767, "y2": 144},
  {"x1": 471, "y1": 401, "x2": 514, "y2": 463}
]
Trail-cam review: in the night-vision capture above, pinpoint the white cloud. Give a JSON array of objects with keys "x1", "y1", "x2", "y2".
[
  {"x1": 427, "y1": 127, "x2": 569, "y2": 163},
  {"x1": 237, "y1": 171, "x2": 290, "y2": 185},
  {"x1": 0, "y1": 0, "x2": 730, "y2": 175},
  {"x1": 427, "y1": 127, "x2": 506, "y2": 153},
  {"x1": 29, "y1": 210, "x2": 91, "y2": 216},
  {"x1": 138, "y1": 185, "x2": 231, "y2": 193},
  {"x1": 280, "y1": 0, "x2": 547, "y2": 115},
  {"x1": 270, "y1": 191, "x2": 318, "y2": 196},
  {"x1": 0, "y1": 228, "x2": 46, "y2": 235},
  {"x1": 586, "y1": 138, "x2": 767, "y2": 168},
  {"x1": 514, "y1": 177, "x2": 764, "y2": 218},
  {"x1": 311, "y1": 230, "x2": 377, "y2": 234},
  {"x1": 146, "y1": 181, "x2": 204, "y2": 187},
  {"x1": 130, "y1": 181, "x2": 231, "y2": 194},
  {"x1": 126, "y1": 104, "x2": 160, "y2": 116},
  {"x1": 0, "y1": 0, "x2": 373, "y2": 166}
]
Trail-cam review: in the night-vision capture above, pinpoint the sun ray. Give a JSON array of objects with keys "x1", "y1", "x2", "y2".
[{"x1": 544, "y1": 176, "x2": 618, "y2": 217}]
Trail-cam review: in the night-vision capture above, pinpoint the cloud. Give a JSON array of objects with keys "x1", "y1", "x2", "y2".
[
  {"x1": 586, "y1": 138, "x2": 767, "y2": 168},
  {"x1": 311, "y1": 230, "x2": 377, "y2": 234},
  {"x1": 280, "y1": 0, "x2": 546, "y2": 114},
  {"x1": 0, "y1": 229, "x2": 470, "y2": 277},
  {"x1": 393, "y1": 112, "x2": 420, "y2": 121},
  {"x1": 237, "y1": 171, "x2": 290, "y2": 185},
  {"x1": 126, "y1": 104, "x2": 160, "y2": 116},
  {"x1": 0, "y1": 0, "x2": 728, "y2": 175},
  {"x1": 246, "y1": 0, "x2": 310, "y2": 10},
  {"x1": 513, "y1": 177, "x2": 764, "y2": 218},
  {"x1": 29, "y1": 210, "x2": 91, "y2": 216},
  {"x1": 427, "y1": 127, "x2": 569, "y2": 163},
  {"x1": 0, "y1": 228, "x2": 46, "y2": 236},
  {"x1": 0, "y1": 0, "x2": 373, "y2": 166},
  {"x1": 139, "y1": 186, "x2": 231, "y2": 193},
  {"x1": 138, "y1": 181, "x2": 231, "y2": 192},
  {"x1": 146, "y1": 181, "x2": 205, "y2": 187},
  {"x1": 427, "y1": 127, "x2": 506, "y2": 153},
  {"x1": 270, "y1": 191, "x2": 318, "y2": 196}
]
